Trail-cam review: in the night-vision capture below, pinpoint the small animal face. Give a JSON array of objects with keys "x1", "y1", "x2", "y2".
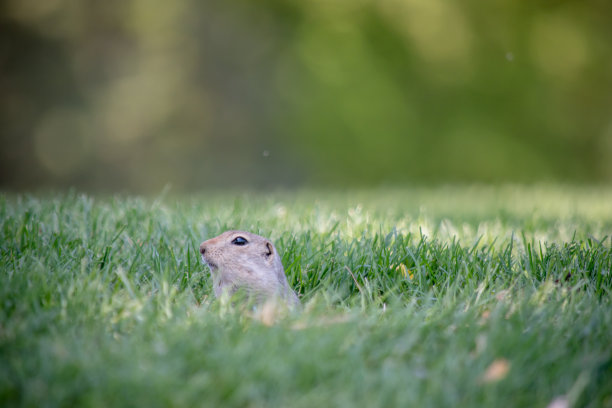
[
  {"x1": 199, "y1": 230, "x2": 297, "y2": 304},
  {"x1": 199, "y1": 230, "x2": 276, "y2": 276}
]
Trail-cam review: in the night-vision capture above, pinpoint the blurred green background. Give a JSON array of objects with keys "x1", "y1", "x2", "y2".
[{"x1": 1, "y1": 0, "x2": 611, "y2": 191}]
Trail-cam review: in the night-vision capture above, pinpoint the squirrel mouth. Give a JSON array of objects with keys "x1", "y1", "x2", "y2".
[{"x1": 201, "y1": 256, "x2": 217, "y2": 270}]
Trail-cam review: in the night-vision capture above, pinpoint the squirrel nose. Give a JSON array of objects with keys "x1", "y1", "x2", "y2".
[{"x1": 199, "y1": 243, "x2": 206, "y2": 255}]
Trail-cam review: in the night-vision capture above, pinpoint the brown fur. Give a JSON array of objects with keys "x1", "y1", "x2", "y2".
[{"x1": 200, "y1": 230, "x2": 299, "y2": 306}]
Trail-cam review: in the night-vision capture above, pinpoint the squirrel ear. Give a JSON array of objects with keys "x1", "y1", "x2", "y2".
[{"x1": 264, "y1": 242, "x2": 274, "y2": 258}]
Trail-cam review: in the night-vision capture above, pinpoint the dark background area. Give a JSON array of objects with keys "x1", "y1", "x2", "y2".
[{"x1": 1, "y1": 0, "x2": 611, "y2": 192}]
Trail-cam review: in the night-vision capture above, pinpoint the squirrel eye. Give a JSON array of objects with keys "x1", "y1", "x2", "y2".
[{"x1": 231, "y1": 236, "x2": 248, "y2": 246}]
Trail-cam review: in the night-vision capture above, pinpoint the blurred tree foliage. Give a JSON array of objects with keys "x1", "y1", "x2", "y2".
[{"x1": 1, "y1": 0, "x2": 611, "y2": 191}]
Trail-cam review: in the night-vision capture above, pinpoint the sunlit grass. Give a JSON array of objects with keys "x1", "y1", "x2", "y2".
[{"x1": 1, "y1": 186, "x2": 611, "y2": 407}]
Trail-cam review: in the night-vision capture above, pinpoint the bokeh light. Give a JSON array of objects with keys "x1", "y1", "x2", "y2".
[{"x1": 1, "y1": 0, "x2": 611, "y2": 191}]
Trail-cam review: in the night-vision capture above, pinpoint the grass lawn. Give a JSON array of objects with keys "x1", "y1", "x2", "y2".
[{"x1": 1, "y1": 185, "x2": 611, "y2": 407}]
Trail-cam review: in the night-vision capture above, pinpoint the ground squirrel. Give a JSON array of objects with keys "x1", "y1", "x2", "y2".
[{"x1": 199, "y1": 230, "x2": 299, "y2": 307}]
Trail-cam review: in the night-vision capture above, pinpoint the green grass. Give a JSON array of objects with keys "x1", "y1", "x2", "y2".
[{"x1": 1, "y1": 186, "x2": 611, "y2": 407}]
